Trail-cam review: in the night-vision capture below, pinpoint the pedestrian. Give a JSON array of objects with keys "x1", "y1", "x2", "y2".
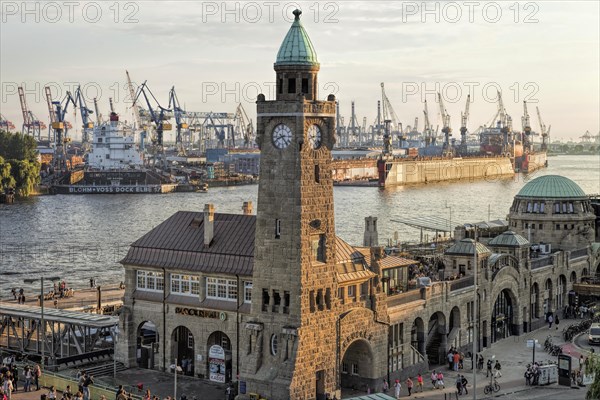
[
  {"x1": 144, "y1": 389, "x2": 151, "y2": 400},
  {"x1": 437, "y1": 372, "x2": 445, "y2": 389},
  {"x1": 11, "y1": 366, "x2": 18, "y2": 392},
  {"x1": 382, "y1": 379, "x2": 389, "y2": 394},
  {"x1": 431, "y1": 370, "x2": 437, "y2": 388},
  {"x1": 33, "y1": 364, "x2": 41, "y2": 391},
  {"x1": 555, "y1": 315, "x2": 560, "y2": 330},
  {"x1": 453, "y1": 352, "x2": 460, "y2": 371},
  {"x1": 3, "y1": 373, "x2": 14, "y2": 400},
  {"x1": 524, "y1": 366, "x2": 531, "y2": 385},
  {"x1": 478, "y1": 354, "x2": 484, "y2": 370},
  {"x1": 48, "y1": 386, "x2": 57, "y2": 400},
  {"x1": 82, "y1": 373, "x2": 93, "y2": 400},
  {"x1": 78, "y1": 372, "x2": 85, "y2": 394},
  {"x1": 448, "y1": 352, "x2": 454, "y2": 370},
  {"x1": 394, "y1": 379, "x2": 401, "y2": 399},
  {"x1": 24, "y1": 366, "x2": 32, "y2": 392},
  {"x1": 406, "y1": 377, "x2": 413, "y2": 396},
  {"x1": 461, "y1": 375, "x2": 468, "y2": 395},
  {"x1": 548, "y1": 314, "x2": 554, "y2": 329},
  {"x1": 416, "y1": 373, "x2": 423, "y2": 392},
  {"x1": 455, "y1": 375, "x2": 462, "y2": 395},
  {"x1": 486, "y1": 359, "x2": 493, "y2": 377},
  {"x1": 494, "y1": 360, "x2": 502, "y2": 378}
]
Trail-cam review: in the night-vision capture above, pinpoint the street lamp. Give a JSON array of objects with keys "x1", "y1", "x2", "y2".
[
  {"x1": 24, "y1": 276, "x2": 61, "y2": 368},
  {"x1": 171, "y1": 359, "x2": 183, "y2": 400}
]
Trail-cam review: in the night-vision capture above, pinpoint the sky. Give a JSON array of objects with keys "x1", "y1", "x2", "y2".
[{"x1": 1, "y1": 0, "x2": 598, "y2": 142}]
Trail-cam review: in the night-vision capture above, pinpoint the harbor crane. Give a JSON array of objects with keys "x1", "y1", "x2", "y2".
[
  {"x1": 438, "y1": 93, "x2": 452, "y2": 155},
  {"x1": 168, "y1": 86, "x2": 189, "y2": 155},
  {"x1": 18, "y1": 87, "x2": 46, "y2": 140},
  {"x1": 47, "y1": 87, "x2": 77, "y2": 171},
  {"x1": 0, "y1": 114, "x2": 16, "y2": 132},
  {"x1": 234, "y1": 103, "x2": 254, "y2": 148},
  {"x1": 381, "y1": 83, "x2": 402, "y2": 141},
  {"x1": 73, "y1": 86, "x2": 94, "y2": 147},
  {"x1": 132, "y1": 81, "x2": 172, "y2": 148},
  {"x1": 459, "y1": 94, "x2": 470, "y2": 153},
  {"x1": 536, "y1": 106, "x2": 549, "y2": 151},
  {"x1": 423, "y1": 100, "x2": 435, "y2": 146},
  {"x1": 93, "y1": 98, "x2": 103, "y2": 125},
  {"x1": 348, "y1": 101, "x2": 361, "y2": 146},
  {"x1": 126, "y1": 71, "x2": 143, "y2": 130},
  {"x1": 521, "y1": 101, "x2": 533, "y2": 152}
]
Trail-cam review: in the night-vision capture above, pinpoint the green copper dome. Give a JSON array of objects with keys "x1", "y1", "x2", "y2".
[
  {"x1": 517, "y1": 175, "x2": 587, "y2": 199},
  {"x1": 488, "y1": 231, "x2": 529, "y2": 247},
  {"x1": 275, "y1": 9, "x2": 319, "y2": 67}
]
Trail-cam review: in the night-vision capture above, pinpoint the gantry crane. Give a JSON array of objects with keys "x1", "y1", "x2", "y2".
[
  {"x1": 18, "y1": 87, "x2": 46, "y2": 140},
  {"x1": 73, "y1": 86, "x2": 94, "y2": 147},
  {"x1": 93, "y1": 98, "x2": 103, "y2": 125},
  {"x1": 423, "y1": 100, "x2": 435, "y2": 147},
  {"x1": 459, "y1": 94, "x2": 470, "y2": 153},
  {"x1": 0, "y1": 114, "x2": 16, "y2": 132},
  {"x1": 235, "y1": 103, "x2": 254, "y2": 148},
  {"x1": 133, "y1": 81, "x2": 172, "y2": 148},
  {"x1": 536, "y1": 106, "x2": 549, "y2": 151},
  {"x1": 348, "y1": 101, "x2": 361, "y2": 146},
  {"x1": 521, "y1": 101, "x2": 532, "y2": 152},
  {"x1": 168, "y1": 86, "x2": 189, "y2": 155},
  {"x1": 438, "y1": 93, "x2": 452, "y2": 155},
  {"x1": 47, "y1": 88, "x2": 77, "y2": 171},
  {"x1": 381, "y1": 83, "x2": 402, "y2": 142}
]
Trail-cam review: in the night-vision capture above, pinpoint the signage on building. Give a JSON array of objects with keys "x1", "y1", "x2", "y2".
[
  {"x1": 175, "y1": 307, "x2": 227, "y2": 320},
  {"x1": 209, "y1": 345, "x2": 226, "y2": 383}
]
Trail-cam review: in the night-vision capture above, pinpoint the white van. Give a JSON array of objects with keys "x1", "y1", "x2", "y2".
[{"x1": 588, "y1": 323, "x2": 600, "y2": 345}]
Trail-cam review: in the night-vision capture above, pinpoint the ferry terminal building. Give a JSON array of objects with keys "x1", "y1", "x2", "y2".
[{"x1": 117, "y1": 10, "x2": 600, "y2": 400}]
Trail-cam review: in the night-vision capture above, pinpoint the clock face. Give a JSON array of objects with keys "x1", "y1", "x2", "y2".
[
  {"x1": 272, "y1": 124, "x2": 292, "y2": 149},
  {"x1": 307, "y1": 125, "x2": 322, "y2": 149}
]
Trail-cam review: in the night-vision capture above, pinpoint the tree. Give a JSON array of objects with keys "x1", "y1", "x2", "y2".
[
  {"x1": 0, "y1": 130, "x2": 40, "y2": 196},
  {"x1": 586, "y1": 354, "x2": 600, "y2": 399}
]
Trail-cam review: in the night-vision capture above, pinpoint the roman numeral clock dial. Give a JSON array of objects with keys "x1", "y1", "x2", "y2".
[{"x1": 272, "y1": 124, "x2": 292, "y2": 149}]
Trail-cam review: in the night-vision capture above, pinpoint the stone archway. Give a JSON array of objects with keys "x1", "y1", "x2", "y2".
[
  {"x1": 491, "y1": 289, "x2": 517, "y2": 343},
  {"x1": 449, "y1": 307, "x2": 461, "y2": 349},
  {"x1": 341, "y1": 339, "x2": 375, "y2": 391},
  {"x1": 558, "y1": 275, "x2": 567, "y2": 309},
  {"x1": 207, "y1": 331, "x2": 232, "y2": 383},
  {"x1": 530, "y1": 282, "x2": 540, "y2": 319},
  {"x1": 411, "y1": 317, "x2": 426, "y2": 361},
  {"x1": 136, "y1": 321, "x2": 159, "y2": 369},
  {"x1": 545, "y1": 278, "x2": 554, "y2": 315},
  {"x1": 171, "y1": 326, "x2": 194, "y2": 376},
  {"x1": 570, "y1": 271, "x2": 577, "y2": 283},
  {"x1": 426, "y1": 311, "x2": 447, "y2": 365}
]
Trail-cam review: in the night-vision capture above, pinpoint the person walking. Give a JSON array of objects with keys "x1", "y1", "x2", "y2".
[
  {"x1": 406, "y1": 377, "x2": 413, "y2": 396},
  {"x1": 555, "y1": 315, "x2": 560, "y2": 330},
  {"x1": 437, "y1": 371, "x2": 445, "y2": 389},
  {"x1": 486, "y1": 359, "x2": 493, "y2": 378},
  {"x1": 478, "y1": 354, "x2": 484, "y2": 370},
  {"x1": 82, "y1": 373, "x2": 94, "y2": 400},
  {"x1": 24, "y1": 366, "x2": 32, "y2": 392},
  {"x1": 548, "y1": 314, "x2": 554, "y2": 329},
  {"x1": 455, "y1": 375, "x2": 463, "y2": 395},
  {"x1": 47, "y1": 386, "x2": 57, "y2": 400},
  {"x1": 453, "y1": 352, "x2": 460, "y2": 371},
  {"x1": 461, "y1": 375, "x2": 468, "y2": 395},
  {"x1": 382, "y1": 379, "x2": 389, "y2": 394},
  {"x1": 431, "y1": 370, "x2": 437, "y2": 388},
  {"x1": 494, "y1": 361, "x2": 502, "y2": 378},
  {"x1": 394, "y1": 379, "x2": 401, "y2": 399},
  {"x1": 416, "y1": 373, "x2": 423, "y2": 392},
  {"x1": 448, "y1": 352, "x2": 454, "y2": 370}
]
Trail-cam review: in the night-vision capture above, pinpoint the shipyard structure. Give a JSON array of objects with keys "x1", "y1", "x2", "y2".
[{"x1": 116, "y1": 11, "x2": 599, "y2": 400}]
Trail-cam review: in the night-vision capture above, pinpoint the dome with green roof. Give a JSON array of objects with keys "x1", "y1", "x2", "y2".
[
  {"x1": 488, "y1": 231, "x2": 529, "y2": 247},
  {"x1": 445, "y1": 238, "x2": 491, "y2": 255},
  {"x1": 516, "y1": 175, "x2": 587, "y2": 199},
  {"x1": 275, "y1": 9, "x2": 319, "y2": 67}
]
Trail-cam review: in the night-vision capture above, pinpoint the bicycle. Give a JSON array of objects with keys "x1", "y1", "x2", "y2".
[{"x1": 483, "y1": 380, "x2": 500, "y2": 394}]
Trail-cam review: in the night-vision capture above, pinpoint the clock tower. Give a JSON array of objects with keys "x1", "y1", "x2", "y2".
[{"x1": 240, "y1": 9, "x2": 339, "y2": 400}]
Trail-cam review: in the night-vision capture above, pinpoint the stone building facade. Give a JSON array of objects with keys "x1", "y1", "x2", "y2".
[{"x1": 116, "y1": 11, "x2": 600, "y2": 400}]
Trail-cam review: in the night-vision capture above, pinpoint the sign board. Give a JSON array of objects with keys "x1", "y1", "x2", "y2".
[
  {"x1": 209, "y1": 345, "x2": 226, "y2": 383},
  {"x1": 558, "y1": 354, "x2": 572, "y2": 386},
  {"x1": 526, "y1": 339, "x2": 537, "y2": 348},
  {"x1": 583, "y1": 374, "x2": 595, "y2": 385}
]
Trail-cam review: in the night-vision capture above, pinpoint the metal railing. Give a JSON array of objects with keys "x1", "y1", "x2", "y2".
[
  {"x1": 570, "y1": 248, "x2": 588, "y2": 260},
  {"x1": 531, "y1": 256, "x2": 554, "y2": 270},
  {"x1": 449, "y1": 276, "x2": 474, "y2": 291}
]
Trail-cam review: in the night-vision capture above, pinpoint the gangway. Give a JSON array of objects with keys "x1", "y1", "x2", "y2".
[{"x1": 0, "y1": 303, "x2": 117, "y2": 367}]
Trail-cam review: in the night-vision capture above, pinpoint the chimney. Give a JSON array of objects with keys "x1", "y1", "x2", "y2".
[
  {"x1": 242, "y1": 201, "x2": 253, "y2": 215},
  {"x1": 204, "y1": 203, "x2": 215, "y2": 246},
  {"x1": 363, "y1": 216, "x2": 379, "y2": 247}
]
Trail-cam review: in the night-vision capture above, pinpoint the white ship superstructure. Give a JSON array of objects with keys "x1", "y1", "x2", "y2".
[{"x1": 88, "y1": 112, "x2": 143, "y2": 169}]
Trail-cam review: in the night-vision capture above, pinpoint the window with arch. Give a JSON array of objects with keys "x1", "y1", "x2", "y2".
[{"x1": 270, "y1": 334, "x2": 278, "y2": 356}]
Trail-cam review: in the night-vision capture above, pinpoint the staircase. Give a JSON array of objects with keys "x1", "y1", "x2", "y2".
[
  {"x1": 81, "y1": 361, "x2": 127, "y2": 377},
  {"x1": 426, "y1": 335, "x2": 442, "y2": 365}
]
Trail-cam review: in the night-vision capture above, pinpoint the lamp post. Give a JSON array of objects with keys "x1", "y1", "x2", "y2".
[
  {"x1": 472, "y1": 227, "x2": 478, "y2": 400},
  {"x1": 24, "y1": 276, "x2": 60, "y2": 368},
  {"x1": 173, "y1": 358, "x2": 183, "y2": 400}
]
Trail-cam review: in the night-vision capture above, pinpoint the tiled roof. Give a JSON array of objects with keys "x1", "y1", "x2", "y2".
[
  {"x1": 517, "y1": 175, "x2": 587, "y2": 199},
  {"x1": 379, "y1": 255, "x2": 418, "y2": 269},
  {"x1": 122, "y1": 211, "x2": 367, "y2": 277},
  {"x1": 488, "y1": 231, "x2": 529, "y2": 247},
  {"x1": 275, "y1": 9, "x2": 319, "y2": 66}
]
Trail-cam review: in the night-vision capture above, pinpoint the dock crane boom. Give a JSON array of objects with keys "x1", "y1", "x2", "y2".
[
  {"x1": 438, "y1": 93, "x2": 452, "y2": 154},
  {"x1": 460, "y1": 94, "x2": 470, "y2": 150},
  {"x1": 18, "y1": 87, "x2": 45, "y2": 139},
  {"x1": 73, "y1": 86, "x2": 94, "y2": 146},
  {"x1": 423, "y1": 100, "x2": 434, "y2": 146},
  {"x1": 0, "y1": 114, "x2": 16, "y2": 132},
  {"x1": 381, "y1": 83, "x2": 401, "y2": 137},
  {"x1": 168, "y1": 86, "x2": 189, "y2": 155},
  {"x1": 47, "y1": 88, "x2": 77, "y2": 171},
  {"x1": 126, "y1": 71, "x2": 143, "y2": 130},
  {"x1": 93, "y1": 98, "x2": 102, "y2": 125},
  {"x1": 132, "y1": 81, "x2": 172, "y2": 147},
  {"x1": 536, "y1": 106, "x2": 549, "y2": 151},
  {"x1": 235, "y1": 103, "x2": 254, "y2": 148}
]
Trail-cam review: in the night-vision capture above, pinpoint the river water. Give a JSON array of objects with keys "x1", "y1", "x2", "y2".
[{"x1": 1, "y1": 155, "x2": 598, "y2": 296}]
